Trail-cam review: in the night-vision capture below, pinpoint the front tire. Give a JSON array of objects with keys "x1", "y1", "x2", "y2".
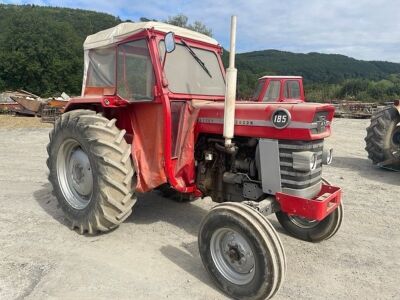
[
  {"x1": 198, "y1": 202, "x2": 286, "y2": 300},
  {"x1": 47, "y1": 109, "x2": 136, "y2": 234},
  {"x1": 276, "y1": 203, "x2": 343, "y2": 242},
  {"x1": 276, "y1": 178, "x2": 343, "y2": 242}
]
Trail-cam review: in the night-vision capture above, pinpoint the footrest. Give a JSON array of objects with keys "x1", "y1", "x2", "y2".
[{"x1": 275, "y1": 184, "x2": 342, "y2": 221}]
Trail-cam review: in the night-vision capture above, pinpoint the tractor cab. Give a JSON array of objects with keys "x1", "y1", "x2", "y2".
[{"x1": 252, "y1": 76, "x2": 305, "y2": 102}]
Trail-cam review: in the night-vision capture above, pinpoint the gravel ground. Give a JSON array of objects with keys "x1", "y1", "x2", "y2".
[
  {"x1": 0, "y1": 115, "x2": 52, "y2": 129},
  {"x1": 0, "y1": 117, "x2": 399, "y2": 299}
]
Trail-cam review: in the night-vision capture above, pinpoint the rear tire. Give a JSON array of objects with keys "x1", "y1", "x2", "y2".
[
  {"x1": 365, "y1": 106, "x2": 400, "y2": 169},
  {"x1": 47, "y1": 109, "x2": 136, "y2": 234},
  {"x1": 198, "y1": 202, "x2": 286, "y2": 300}
]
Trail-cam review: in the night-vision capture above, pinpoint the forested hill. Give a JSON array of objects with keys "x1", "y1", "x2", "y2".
[
  {"x1": 233, "y1": 50, "x2": 400, "y2": 98},
  {"x1": 0, "y1": 4, "x2": 399, "y2": 101},
  {"x1": 0, "y1": 4, "x2": 121, "y2": 95}
]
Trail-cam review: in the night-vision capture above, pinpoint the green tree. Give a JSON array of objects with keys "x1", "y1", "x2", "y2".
[
  {"x1": 165, "y1": 14, "x2": 213, "y2": 37},
  {"x1": 0, "y1": 4, "x2": 120, "y2": 96}
]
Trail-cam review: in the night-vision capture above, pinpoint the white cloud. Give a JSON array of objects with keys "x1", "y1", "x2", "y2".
[{"x1": 2, "y1": 0, "x2": 400, "y2": 62}]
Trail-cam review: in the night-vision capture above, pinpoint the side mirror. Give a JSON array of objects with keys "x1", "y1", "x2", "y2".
[{"x1": 165, "y1": 32, "x2": 176, "y2": 53}]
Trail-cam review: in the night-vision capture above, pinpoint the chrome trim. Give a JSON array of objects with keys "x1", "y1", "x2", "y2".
[
  {"x1": 197, "y1": 117, "x2": 320, "y2": 129},
  {"x1": 282, "y1": 181, "x2": 322, "y2": 198},
  {"x1": 279, "y1": 142, "x2": 323, "y2": 150},
  {"x1": 280, "y1": 168, "x2": 321, "y2": 177},
  {"x1": 281, "y1": 175, "x2": 322, "y2": 186},
  {"x1": 280, "y1": 159, "x2": 322, "y2": 167}
]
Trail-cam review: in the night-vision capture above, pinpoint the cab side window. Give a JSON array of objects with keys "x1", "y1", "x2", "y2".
[
  {"x1": 263, "y1": 80, "x2": 280, "y2": 102},
  {"x1": 117, "y1": 39, "x2": 155, "y2": 101},
  {"x1": 284, "y1": 80, "x2": 301, "y2": 99}
]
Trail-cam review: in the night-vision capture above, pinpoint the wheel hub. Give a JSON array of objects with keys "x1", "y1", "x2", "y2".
[
  {"x1": 69, "y1": 149, "x2": 93, "y2": 196},
  {"x1": 210, "y1": 228, "x2": 255, "y2": 285},
  {"x1": 57, "y1": 139, "x2": 94, "y2": 210},
  {"x1": 227, "y1": 244, "x2": 242, "y2": 262}
]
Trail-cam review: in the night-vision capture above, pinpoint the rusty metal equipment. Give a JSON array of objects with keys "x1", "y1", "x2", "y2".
[
  {"x1": 332, "y1": 100, "x2": 381, "y2": 119},
  {"x1": 0, "y1": 90, "x2": 68, "y2": 122}
]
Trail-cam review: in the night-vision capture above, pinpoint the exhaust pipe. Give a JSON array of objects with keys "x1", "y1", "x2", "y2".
[{"x1": 223, "y1": 15, "x2": 238, "y2": 149}]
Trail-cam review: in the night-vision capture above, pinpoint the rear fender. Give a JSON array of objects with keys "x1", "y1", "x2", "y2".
[
  {"x1": 63, "y1": 96, "x2": 128, "y2": 113},
  {"x1": 63, "y1": 97, "x2": 103, "y2": 113}
]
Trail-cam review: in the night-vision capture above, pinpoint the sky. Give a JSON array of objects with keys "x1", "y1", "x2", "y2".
[{"x1": 2, "y1": 0, "x2": 400, "y2": 62}]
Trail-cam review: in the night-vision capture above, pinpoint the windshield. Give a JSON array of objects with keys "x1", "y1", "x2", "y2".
[{"x1": 159, "y1": 41, "x2": 225, "y2": 96}]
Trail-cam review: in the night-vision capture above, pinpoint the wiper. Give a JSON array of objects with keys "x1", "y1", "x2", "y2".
[{"x1": 181, "y1": 39, "x2": 212, "y2": 78}]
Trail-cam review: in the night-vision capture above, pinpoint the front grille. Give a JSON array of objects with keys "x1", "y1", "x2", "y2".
[{"x1": 278, "y1": 140, "x2": 323, "y2": 189}]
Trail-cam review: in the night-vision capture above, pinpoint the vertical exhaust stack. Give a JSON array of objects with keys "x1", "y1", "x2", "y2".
[{"x1": 223, "y1": 15, "x2": 238, "y2": 149}]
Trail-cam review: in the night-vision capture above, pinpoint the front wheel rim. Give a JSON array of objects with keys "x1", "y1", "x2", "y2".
[
  {"x1": 210, "y1": 228, "x2": 256, "y2": 285},
  {"x1": 57, "y1": 139, "x2": 93, "y2": 210}
]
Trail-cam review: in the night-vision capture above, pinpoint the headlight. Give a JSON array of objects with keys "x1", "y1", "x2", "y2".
[
  {"x1": 293, "y1": 151, "x2": 318, "y2": 172},
  {"x1": 322, "y1": 148, "x2": 333, "y2": 165}
]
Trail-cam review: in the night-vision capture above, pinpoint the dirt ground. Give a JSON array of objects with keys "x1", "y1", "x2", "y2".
[
  {"x1": 0, "y1": 117, "x2": 399, "y2": 300},
  {"x1": 0, "y1": 115, "x2": 52, "y2": 129}
]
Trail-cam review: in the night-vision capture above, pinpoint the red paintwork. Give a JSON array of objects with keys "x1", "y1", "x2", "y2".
[
  {"x1": 253, "y1": 77, "x2": 305, "y2": 103},
  {"x1": 195, "y1": 101, "x2": 334, "y2": 140},
  {"x1": 276, "y1": 184, "x2": 342, "y2": 221},
  {"x1": 64, "y1": 26, "x2": 342, "y2": 219}
]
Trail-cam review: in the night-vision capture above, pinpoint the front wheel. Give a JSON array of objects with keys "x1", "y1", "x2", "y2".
[
  {"x1": 198, "y1": 202, "x2": 286, "y2": 300},
  {"x1": 276, "y1": 203, "x2": 343, "y2": 242},
  {"x1": 276, "y1": 178, "x2": 343, "y2": 242}
]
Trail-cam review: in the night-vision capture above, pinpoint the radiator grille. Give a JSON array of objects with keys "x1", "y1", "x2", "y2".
[{"x1": 278, "y1": 140, "x2": 323, "y2": 189}]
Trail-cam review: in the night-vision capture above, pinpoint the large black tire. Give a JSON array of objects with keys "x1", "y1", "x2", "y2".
[
  {"x1": 47, "y1": 109, "x2": 136, "y2": 234},
  {"x1": 365, "y1": 106, "x2": 400, "y2": 169},
  {"x1": 198, "y1": 202, "x2": 286, "y2": 300}
]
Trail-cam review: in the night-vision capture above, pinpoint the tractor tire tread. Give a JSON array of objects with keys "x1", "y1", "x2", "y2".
[
  {"x1": 365, "y1": 106, "x2": 400, "y2": 167},
  {"x1": 47, "y1": 109, "x2": 136, "y2": 235}
]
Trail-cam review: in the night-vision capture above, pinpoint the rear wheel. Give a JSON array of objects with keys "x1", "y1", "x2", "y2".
[
  {"x1": 365, "y1": 106, "x2": 400, "y2": 170},
  {"x1": 275, "y1": 179, "x2": 343, "y2": 242},
  {"x1": 47, "y1": 109, "x2": 136, "y2": 234},
  {"x1": 198, "y1": 202, "x2": 286, "y2": 300}
]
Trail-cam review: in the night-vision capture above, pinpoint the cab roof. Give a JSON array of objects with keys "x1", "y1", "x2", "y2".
[
  {"x1": 84, "y1": 22, "x2": 219, "y2": 50},
  {"x1": 259, "y1": 75, "x2": 303, "y2": 80}
]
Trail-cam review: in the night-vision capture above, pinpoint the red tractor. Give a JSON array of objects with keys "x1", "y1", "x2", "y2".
[
  {"x1": 251, "y1": 76, "x2": 305, "y2": 103},
  {"x1": 47, "y1": 16, "x2": 343, "y2": 300}
]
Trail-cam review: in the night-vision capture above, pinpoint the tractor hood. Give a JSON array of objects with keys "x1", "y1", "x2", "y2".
[{"x1": 194, "y1": 101, "x2": 335, "y2": 141}]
